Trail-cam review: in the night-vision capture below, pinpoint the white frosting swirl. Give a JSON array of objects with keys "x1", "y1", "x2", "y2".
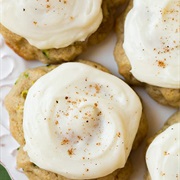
[
  {"x1": 123, "y1": 0, "x2": 180, "y2": 89},
  {"x1": 0, "y1": 0, "x2": 102, "y2": 49},
  {"x1": 23, "y1": 62, "x2": 142, "y2": 179},
  {"x1": 146, "y1": 123, "x2": 180, "y2": 180}
]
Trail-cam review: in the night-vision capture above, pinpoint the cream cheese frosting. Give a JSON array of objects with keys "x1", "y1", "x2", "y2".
[
  {"x1": 0, "y1": 0, "x2": 103, "y2": 49},
  {"x1": 123, "y1": 0, "x2": 180, "y2": 89},
  {"x1": 23, "y1": 62, "x2": 142, "y2": 179},
  {"x1": 146, "y1": 123, "x2": 180, "y2": 180}
]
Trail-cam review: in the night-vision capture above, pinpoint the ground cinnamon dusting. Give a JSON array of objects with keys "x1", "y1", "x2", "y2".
[
  {"x1": 67, "y1": 148, "x2": 75, "y2": 155},
  {"x1": 61, "y1": 138, "x2": 69, "y2": 145},
  {"x1": 157, "y1": 60, "x2": 166, "y2": 68}
]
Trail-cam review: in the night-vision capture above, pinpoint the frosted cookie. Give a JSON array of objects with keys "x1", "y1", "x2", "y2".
[
  {"x1": 145, "y1": 111, "x2": 180, "y2": 180},
  {"x1": 5, "y1": 61, "x2": 147, "y2": 180},
  {"x1": 0, "y1": 0, "x2": 127, "y2": 64},
  {"x1": 114, "y1": 0, "x2": 180, "y2": 107}
]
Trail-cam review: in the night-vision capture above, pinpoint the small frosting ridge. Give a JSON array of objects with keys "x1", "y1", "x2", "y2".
[
  {"x1": 0, "y1": 0, "x2": 103, "y2": 49},
  {"x1": 23, "y1": 63, "x2": 142, "y2": 179},
  {"x1": 146, "y1": 123, "x2": 180, "y2": 180},
  {"x1": 123, "y1": 0, "x2": 180, "y2": 89}
]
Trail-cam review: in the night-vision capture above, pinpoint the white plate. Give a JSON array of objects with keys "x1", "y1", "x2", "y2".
[{"x1": 0, "y1": 33, "x2": 176, "y2": 180}]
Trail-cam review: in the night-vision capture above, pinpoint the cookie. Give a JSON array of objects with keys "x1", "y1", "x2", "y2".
[
  {"x1": 114, "y1": 0, "x2": 180, "y2": 107},
  {"x1": 0, "y1": 0, "x2": 127, "y2": 64},
  {"x1": 145, "y1": 111, "x2": 180, "y2": 179},
  {"x1": 5, "y1": 60, "x2": 147, "y2": 180}
]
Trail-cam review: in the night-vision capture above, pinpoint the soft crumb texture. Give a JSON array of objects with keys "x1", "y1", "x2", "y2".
[
  {"x1": 145, "y1": 110, "x2": 180, "y2": 180},
  {"x1": 5, "y1": 60, "x2": 147, "y2": 180},
  {"x1": 114, "y1": 0, "x2": 180, "y2": 107},
  {"x1": 145, "y1": 85, "x2": 180, "y2": 108},
  {"x1": 0, "y1": 0, "x2": 127, "y2": 64},
  {"x1": 132, "y1": 111, "x2": 148, "y2": 151}
]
